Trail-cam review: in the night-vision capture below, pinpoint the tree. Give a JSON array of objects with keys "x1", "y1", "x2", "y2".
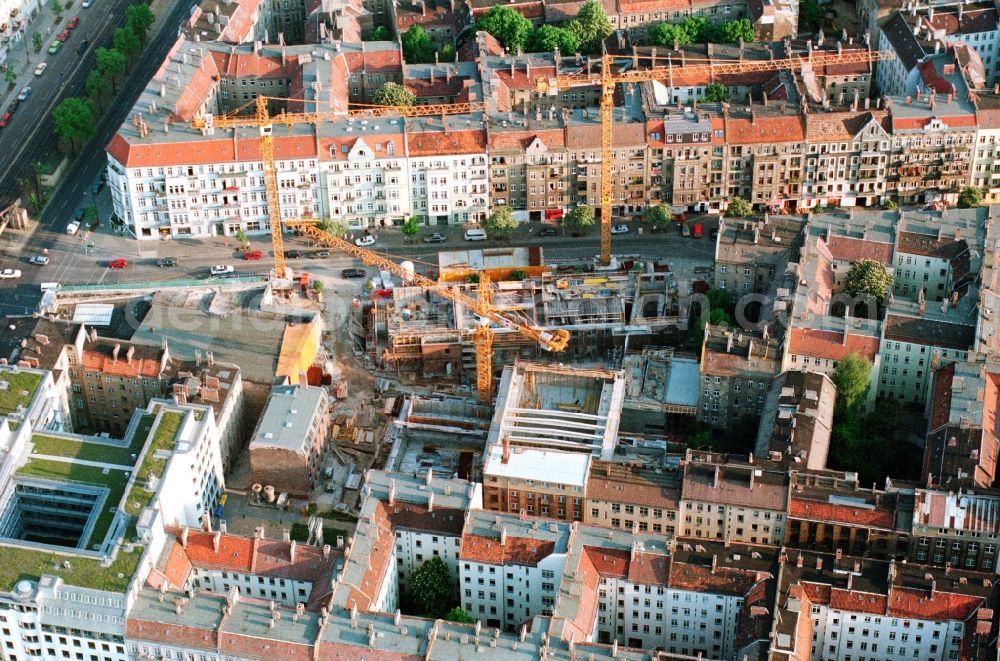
[
  {"x1": 561, "y1": 206, "x2": 596, "y2": 233},
  {"x1": 52, "y1": 97, "x2": 94, "y2": 153},
  {"x1": 881, "y1": 199, "x2": 898, "y2": 211},
  {"x1": 484, "y1": 206, "x2": 518, "y2": 239},
  {"x1": 4, "y1": 67, "x2": 16, "y2": 89},
  {"x1": 312, "y1": 280, "x2": 324, "y2": 292},
  {"x1": 401, "y1": 216, "x2": 419, "y2": 242},
  {"x1": 406, "y1": 556, "x2": 453, "y2": 618},
  {"x1": 402, "y1": 25, "x2": 435, "y2": 63},
  {"x1": 833, "y1": 352, "x2": 871, "y2": 413},
  {"x1": 720, "y1": 18, "x2": 754, "y2": 43},
  {"x1": 706, "y1": 288, "x2": 732, "y2": 316},
  {"x1": 113, "y1": 27, "x2": 141, "y2": 64},
  {"x1": 439, "y1": 43, "x2": 456, "y2": 62},
  {"x1": 798, "y1": 0, "x2": 821, "y2": 33},
  {"x1": 958, "y1": 187, "x2": 983, "y2": 209},
  {"x1": 476, "y1": 5, "x2": 533, "y2": 54},
  {"x1": 234, "y1": 228, "x2": 248, "y2": 247},
  {"x1": 95, "y1": 48, "x2": 127, "y2": 92},
  {"x1": 703, "y1": 83, "x2": 729, "y2": 102},
  {"x1": 85, "y1": 70, "x2": 110, "y2": 106},
  {"x1": 842, "y1": 258, "x2": 894, "y2": 300},
  {"x1": 725, "y1": 196, "x2": 753, "y2": 217},
  {"x1": 643, "y1": 204, "x2": 671, "y2": 230},
  {"x1": 648, "y1": 21, "x2": 693, "y2": 47},
  {"x1": 444, "y1": 607, "x2": 476, "y2": 624},
  {"x1": 566, "y1": 0, "x2": 613, "y2": 53},
  {"x1": 125, "y1": 4, "x2": 155, "y2": 44},
  {"x1": 373, "y1": 82, "x2": 415, "y2": 107},
  {"x1": 528, "y1": 25, "x2": 580, "y2": 54},
  {"x1": 32, "y1": 33, "x2": 42, "y2": 54},
  {"x1": 364, "y1": 25, "x2": 389, "y2": 41},
  {"x1": 316, "y1": 218, "x2": 346, "y2": 235}
]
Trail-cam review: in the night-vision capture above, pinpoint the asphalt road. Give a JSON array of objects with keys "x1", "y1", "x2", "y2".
[{"x1": 0, "y1": 0, "x2": 192, "y2": 216}]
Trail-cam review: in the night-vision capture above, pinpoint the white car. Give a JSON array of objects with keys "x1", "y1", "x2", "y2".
[
  {"x1": 33, "y1": 63, "x2": 47, "y2": 76},
  {"x1": 29, "y1": 256, "x2": 49, "y2": 265},
  {"x1": 355, "y1": 235, "x2": 376, "y2": 247},
  {"x1": 81, "y1": 0, "x2": 91, "y2": 6},
  {"x1": 66, "y1": 220, "x2": 80, "y2": 235},
  {"x1": 16, "y1": 86, "x2": 30, "y2": 101},
  {"x1": 0, "y1": 269, "x2": 22, "y2": 279},
  {"x1": 210, "y1": 264, "x2": 235, "y2": 276},
  {"x1": 610, "y1": 224, "x2": 629, "y2": 235}
]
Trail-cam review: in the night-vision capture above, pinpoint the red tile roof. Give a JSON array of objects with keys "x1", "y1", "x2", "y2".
[
  {"x1": 929, "y1": 362, "x2": 956, "y2": 431},
  {"x1": 494, "y1": 65, "x2": 557, "y2": 91},
  {"x1": 583, "y1": 546, "x2": 630, "y2": 579},
  {"x1": 892, "y1": 113, "x2": 977, "y2": 130},
  {"x1": 126, "y1": 620, "x2": 218, "y2": 652},
  {"x1": 82, "y1": 350, "x2": 163, "y2": 378},
  {"x1": 888, "y1": 587, "x2": 984, "y2": 621},
  {"x1": 789, "y1": 497, "x2": 894, "y2": 529},
  {"x1": 787, "y1": 328, "x2": 880, "y2": 363},
  {"x1": 669, "y1": 561, "x2": 761, "y2": 596},
  {"x1": 160, "y1": 541, "x2": 193, "y2": 589},
  {"x1": 382, "y1": 500, "x2": 466, "y2": 535},
  {"x1": 488, "y1": 128, "x2": 565, "y2": 150},
  {"x1": 460, "y1": 534, "x2": 556, "y2": 566},
  {"x1": 726, "y1": 115, "x2": 805, "y2": 144},
  {"x1": 628, "y1": 552, "x2": 670, "y2": 585},
  {"x1": 824, "y1": 234, "x2": 894, "y2": 264},
  {"x1": 829, "y1": 588, "x2": 888, "y2": 614},
  {"x1": 408, "y1": 128, "x2": 487, "y2": 156},
  {"x1": 182, "y1": 530, "x2": 256, "y2": 572}
]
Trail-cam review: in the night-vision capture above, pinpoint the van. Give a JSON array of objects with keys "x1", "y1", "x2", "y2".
[{"x1": 464, "y1": 229, "x2": 487, "y2": 241}]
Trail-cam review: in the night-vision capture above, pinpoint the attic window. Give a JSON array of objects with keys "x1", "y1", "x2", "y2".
[
  {"x1": 666, "y1": 135, "x2": 674, "y2": 143},
  {"x1": 651, "y1": 132, "x2": 661, "y2": 141},
  {"x1": 714, "y1": 129, "x2": 723, "y2": 138},
  {"x1": 375, "y1": 143, "x2": 382, "y2": 152},
  {"x1": 341, "y1": 145, "x2": 349, "y2": 153},
  {"x1": 387, "y1": 142, "x2": 396, "y2": 155}
]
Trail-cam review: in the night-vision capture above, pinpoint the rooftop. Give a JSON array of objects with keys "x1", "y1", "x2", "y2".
[
  {"x1": 681, "y1": 453, "x2": 789, "y2": 511},
  {"x1": 755, "y1": 370, "x2": 837, "y2": 471},
  {"x1": 0, "y1": 367, "x2": 44, "y2": 423},
  {"x1": 250, "y1": 386, "x2": 329, "y2": 453},
  {"x1": 483, "y1": 443, "x2": 592, "y2": 488}
]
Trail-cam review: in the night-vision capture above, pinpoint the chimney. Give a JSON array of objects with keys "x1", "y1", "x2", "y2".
[
  {"x1": 181, "y1": 526, "x2": 189, "y2": 548},
  {"x1": 427, "y1": 492, "x2": 435, "y2": 512},
  {"x1": 796, "y1": 553, "x2": 804, "y2": 568},
  {"x1": 815, "y1": 557, "x2": 823, "y2": 571},
  {"x1": 847, "y1": 572, "x2": 854, "y2": 591},
  {"x1": 502, "y1": 436, "x2": 510, "y2": 464},
  {"x1": 388, "y1": 479, "x2": 397, "y2": 505},
  {"x1": 213, "y1": 531, "x2": 221, "y2": 553},
  {"x1": 712, "y1": 554, "x2": 719, "y2": 573},
  {"x1": 501, "y1": 526, "x2": 507, "y2": 545},
  {"x1": 290, "y1": 540, "x2": 297, "y2": 563},
  {"x1": 207, "y1": 351, "x2": 214, "y2": 366},
  {"x1": 202, "y1": 511, "x2": 212, "y2": 533},
  {"x1": 126, "y1": 346, "x2": 135, "y2": 365},
  {"x1": 835, "y1": 548, "x2": 843, "y2": 561},
  {"x1": 713, "y1": 465, "x2": 721, "y2": 488},
  {"x1": 112, "y1": 344, "x2": 121, "y2": 362},
  {"x1": 727, "y1": 333, "x2": 734, "y2": 352},
  {"x1": 220, "y1": 520, "x2": 227, "y2": 534},
  {"x1": 426, "y1": 468, "x2": 433, "y2": 487}
]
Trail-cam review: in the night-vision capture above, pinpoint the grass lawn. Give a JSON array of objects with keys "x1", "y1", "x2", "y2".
[
  {"x1": 16, "y1": 459, "x2": 131, "y2": 550},
  {"x1": 32, "y1": 435, "x2": 138, "y2": 467},
  {"x1": 125, "y1": 411, "x2": 183, "y2": 517},
  {"x1": 0, "y1": 543, "x2": 142, "y2": 593},
  {"x1": 0, "y1": 370, "x2": 42, "y2": 417}
]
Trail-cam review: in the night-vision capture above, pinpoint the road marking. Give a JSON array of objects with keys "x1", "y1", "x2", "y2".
[{"x1": 96, "y1": 266, "x2": 109, "y2": 284}]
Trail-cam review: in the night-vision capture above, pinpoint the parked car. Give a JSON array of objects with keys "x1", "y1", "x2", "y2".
[
  {"x1": 210, "y1": 265, "x2": 235, "y2": 276},
  {"x1": 355, "y1": 235, "x2": 376, "y2": 247},
  {"x1": 243, "y1": 250, "x2": 263, "y2": 260},
  {"x1": 537, "y1": 227, "x2": 558, "y2": 237},
  {"x1": 65, "y1": 220, "x2": 80, "y2": 235},
  {"x1": 6, "y1": 99, "x2": 18, "y2": 115},
  {"x1": 313, "y1": 250, "x2": 330, "y2": 258},
  {"x1": 16, "y1": 86, "x2": 30, "y2": 101},
  {"x1": 692, "y1": 223, "x2": 703, "y2": 239},
  {"x1": 67, "y1": 16, "x2": 80, "y2": 28},
  {"x1": 34, "y1": 63, "x2": 47, "y2": 76},
  {"x1": 156, "y1": 258, "x2": 177, "y2": 267},
  {"x1": 81, "y1": 0, "x2": 92, "y2": 7},
  {"x1": 47, "y1": 41, "x2": 61, "y2": 54},
  {"x1": 77, "y1": 39, "x2": 89, "y2": 55},
  {"x1": 29, "y1": 256, "x2": 49, "y2": 265},
  {"x1": 0, "y1": 113, "x2": 10, "y2": 128},
  {"x1": 285, "y1": 249, "x2": 301, "y2": 259},
  {"x1": 610, "y1": 224, "x2": 629, "y2": 235},
  {"x1": 710, "y1": 229, "x2": 719, "y2": 241},
  {"x1": 108, "y1": 259, "x2": 127, "y2": 269},
  {"x1": 92, "y1": 179, "x2": 105, "y2": 194},
  {"x1": 0, "y1": 269, "x2": 22, "y2": 279},
  {"x1": 341, "y1": 268, "x2": 367, "y2": 279},
  {"x1": 57, "y1": 29, "x2": 71, "y2": 42},
  {"x1": 463, "y1": 229, "x2": 487, "y2": 241},
  {"x1": 423, "y1": 233, "x2": 446, "y2": 244}
]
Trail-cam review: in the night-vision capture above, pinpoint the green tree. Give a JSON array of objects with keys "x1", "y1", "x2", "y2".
[
  {"x1": 401, "y1": 216, "x2": 420, "y2": 242},
  {"x1": 704, "y1": 83, "x2": 729, "y2": 102},
  {"x1": 52, "y1": 0, "x2": 63, "y2": 16},
  {"x1": 681, "y1": 16, "x2": 716, "y2": 42},
  {"x1": 958, "y1": 186, "x2": 983, "y2": 208},
  {"x1": 4, "y1": 67, "x2": 16, "y2": 89},
  {"x1": 643, "y1": 203, "x2": 671, "y2": 230},
  {"x1": 725, "y1": 196, "x2": 753, "y2": 217},
  {"x1": 439, "y1": 43, "x2": 456, "y2": 62},
  {"x1": 312, "y1": 280, "x2": 324, "y2": 292},
  {"x1": 528, "y1": 25, "x2": 580, "y2": 53},
  {"x1": 566, "y1": 0, "x2": 613, "y2": 53},
  {"x1": 721, "y1": 18, "x2": 755, "y2": 43},
  {"x1": 85, "y1": 69, "x2": 110, "y2": 106},
  {"x1": 798, "y1": 0, "x2": 821, "y2": 33},
  {"x1": 364, "y1": 25, "x2": 389, "y2": 41},
  {"x1": 32, "y1": 33, "x2": 42, "y2": 54},
  {"x1": 832, "y1": 352, "x2": 871, "y2": 413},
  {"x1": 52, "y1": 97, "x2": 94, "y2": 154},
  {"x1": 125, "y1": 4, "x2": 155, "y2": 44},
  {"x1": 234, "y1": 228, "x2": 248, "y2": 247},
  {"x1": 407, "y1": 556, "x2": 453, "y2": 618},
  {"x1": 476, "y1": 5, "x2": 533, "y2": 53},
  {"x1": 113, "y1": 27, "x2": 141, "y2": 64},
  {"x1": 706, "y1": 288, "x2": 732, "y2": 315},
  {"x1": 484, "y1": 206, "x2": 518, "y2": 239},
  {"x1": 401, "y1": 25, "x2": 435, "y2": 64},
  {"x1": 881, "y1": 199, "x2": 898, "y2": 211},
  {"x1": 95, "y1": 48, "x2": 127, "y2": 92},
  {"x1": 373, "y1": 81, "x2": 416, "y2": 107},
  {"x1": 444, "y1": 607, "x2": 476, "y2": 624},
  {"x1": 648, "y1": 21, "x2": 693, "y2": 47},
  {"x1": 842, "y1": 258, "x2": 894, "y2": 300},
  {"x1": 315, "y1": 218, "x2": 346, "y2": 235},
  {"x1": 561, "y1": 206, "x2": 596, "y2": 233}
]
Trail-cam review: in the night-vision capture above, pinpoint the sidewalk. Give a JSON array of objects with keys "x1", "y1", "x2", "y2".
[{"x1": 1, "y1": 0, "x2": 68, "y2": 114}]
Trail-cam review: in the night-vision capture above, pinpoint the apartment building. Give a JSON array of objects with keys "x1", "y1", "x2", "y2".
[
  {"x1": 721, "y1": 110, "x2": 805, "y2": 209},
  {"x1": 678, "y1": 451, "x2": 789, "y2": 545},
  {"x1": 770, "y1": 550, "x2": 995, "y2": 661},
  {"x1": 911, "y1": 488, "x2": 1000, "y2": 571},
  {"x1": 800, "y1": 110, "x2": 892, "y2": 209},
  {"x1": 972, "y1": 95, "x2": 1000, "y2": 203},
  {"x1": 713, "y1": 214, "x2": 804, "y2": 299},
  {"x1": 482, "y1": 439, "x2": 590, "y2": 520},
  {"x1": 784, "y1": 470, "x2": 908, "y2": 558},
  {"x1": 647, "y1": 112, "x2": 721, "y2": 212},
  {"x1": 584, "y1": 460, "x2": 681, "y2": 536},
  {"x1": 248, "y1": 384, "x2": 331, "y2": 496},
  {"x1": 893, "y1": 208, "x2": 982, "y2": 302},
  {"x1": 699, "y1": 326, "x2": 782, "y2": 428},
  {"x1": 389, "y1": 0, "x2": 468, "y2": 47},
  {"x1": 754, "y1": 370, "x2": 836, "y2": 471}
]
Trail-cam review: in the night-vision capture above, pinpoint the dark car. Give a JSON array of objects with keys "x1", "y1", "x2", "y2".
[
  {"x1": 6, "y1": 100, "x2": 17, "y2": 115},
  {"x1": 341, "y1": 268, "x2": 366, "y2": 279},
  {"x1": 156, "y1": 258, "x2": 177, "y2": 267},
  {"x1": 285, "y1": 249, "x2": 301, "y2": 258},
  {"x1": 423, "y1": 233, "x2": 446, "y2": 244},
  {"x1": 77, "y1": 39, "x2": 89, "y2": 55},
  {"x1": 537, "y1": 227, "x2": 558, "y2": 237}
]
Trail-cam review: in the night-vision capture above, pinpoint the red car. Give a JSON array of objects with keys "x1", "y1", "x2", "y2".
[
  {"x1": 67, "y1": 16, "x2": 80, "y2": 29},
  {"x1": 244, "y1": 250, "x2": 263, "y2": 260},
  {"x1": 57, "y1": 29, "x2": 70, "y2": 42},
  {"x1": 0, "y1": 113, "x2": 10, "y2": 128},
  {"x1": 108, "y1": 259, "x2": 128, "y2": 269}
]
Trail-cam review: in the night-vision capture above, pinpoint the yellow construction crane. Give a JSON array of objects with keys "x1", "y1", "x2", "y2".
[
  {"x1": 287, "y1": 220, "x2": 570, "y2": 402},
  {"x1": 190, "y1": 97, "x2": 484, "y2": 279},
  {"x1": 537, "y1": 49, "x2": 896, "y2": 266}
]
